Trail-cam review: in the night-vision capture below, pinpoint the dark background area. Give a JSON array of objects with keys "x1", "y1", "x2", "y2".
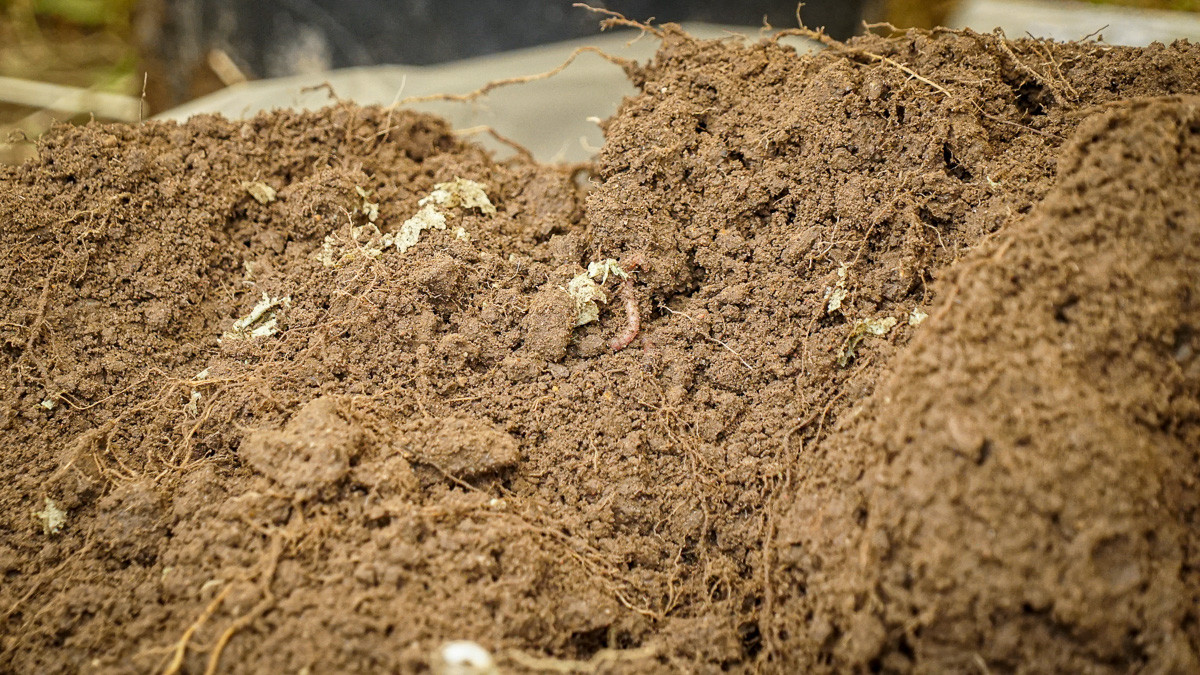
[{"x1": 139, "y1": 0, "x2": 870, "y2": 107}]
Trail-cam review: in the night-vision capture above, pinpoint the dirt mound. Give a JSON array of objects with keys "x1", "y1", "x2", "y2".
[
  {"x1": 773, "y1": 96, "x2": 1200, "y2": 672},
  {"x1": 2, "y1": 27, "x2": 1199, "y2": 673}
]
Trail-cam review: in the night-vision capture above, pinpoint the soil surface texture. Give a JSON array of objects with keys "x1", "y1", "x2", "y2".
[{"x1": 2, "y1": 26, "x2": 1199, "y2": 673}]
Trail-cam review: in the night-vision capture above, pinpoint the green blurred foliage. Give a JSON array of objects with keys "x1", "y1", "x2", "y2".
[{"x1": 33, "y1": 0, "x2": 137, "y2": 28}]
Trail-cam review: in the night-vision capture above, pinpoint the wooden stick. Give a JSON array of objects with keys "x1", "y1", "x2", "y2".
[{"x1": 0, "y1": 76, "x2": 140, "y2": 121}]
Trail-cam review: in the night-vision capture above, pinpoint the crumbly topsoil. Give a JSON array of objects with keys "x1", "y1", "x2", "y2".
[{"x1": 1, "y1": 27, "x2": 1198, "y2": 673}]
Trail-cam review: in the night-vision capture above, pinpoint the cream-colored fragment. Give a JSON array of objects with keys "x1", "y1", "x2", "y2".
[
  {"x1": 908, "y1": 308, "x2": 928, "y2": 326},
  {"x1": 587, "y1": 258, "x2": 627, "y2": 284},
  {"x1": 838, "y1": 316, "x2": 898, "y2": 367},
  {"x1": 223, "y1": 293, "x2": 290, "y2": 341},
  {"x1": 39, "y1": 398, "x2": 56, "y2": 410},
  {"x1": 244, "y1": 181, "x2": 276, "y2": 204},
  {"x1": 395, "y1": 204, "x2": 448, "y2": 254},
  {"x1": 434, "y1": 640, "x2": 497, "y2": 675},
  {"x1": 862, "y1": 316, "x2": 898, "y2": 336},
  {"x1": 826, "y1": 264, "x2": 849, "y2": 313},
  {"x1": 566, "y1": 274, "x2": 609, "y2": 327},
  {"x1": 356, "y1": 186, "x2": 380, "y2": 223},
  {"x1": 184, "y1": 390, "x2": 202, "y2": 416},
  {"x1": 34, "y1": 498, "x2": 66, "y2": 535},
  {"x1": 420, "y1": 178, "x2": 496, "y2": 215}
]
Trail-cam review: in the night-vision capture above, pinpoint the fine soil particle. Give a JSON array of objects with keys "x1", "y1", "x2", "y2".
[{"x1": 1, "y1": 27, "x2": 1198, "y2": 673}]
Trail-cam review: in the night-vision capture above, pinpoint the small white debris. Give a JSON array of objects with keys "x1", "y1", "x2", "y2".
[
  {"x1": 222, "y1": 293, "x2": 290, "y2": 341},
  {"x1": 434, "y1": 641, "x2": 497, "y2": 675},
  {"x1": 184, "y1": 390, "x2": 202, "y2": 416},
  {"x1": 195, "y1": 368, "x2": 210, "y2": 381},
  {"x1": 838, "y1": 316, "x2": 899, "y2": 367},
  {"x1": 825, "y1": 264, "x2": 849, "y2": 314},
  {"x1": 320, "y1": 179, "x2": 494, "y2": 264},
  {"x1": 862, "y1": 316, "x2": 898, "y2": 336},
  {"x1": 826, "y1": 287, "x2": 848, "y2": 313},
  {"x1": 395, "y1": 204, "x2": 448, "y2": 254},
  {"x1": 909, "y1": 308, "x2": 928, "y2": 326},
  {"x1": 566, "y1": 274, "x2": 609, "y2": 327},
  {"x1": 39, "y1": 398, "x2": 56, "y2": 411},
  {"x1": 420, "y1": 178, "x2": 496, "y2": 215},
  {"x1": 319, "y1": 236, "x2": 338, "y2": 268},
  {"x1": 243, "y1": 181, "x2": 276, "y2": 204},
  {"x1": 356, "y1": 186, "x2": 380, "y2": 223},
  {"x1": 34, "y1": 498, "x2": 66, "y2": 535},
  {"x1": 586, "y1": 258, "x2": 627, "y2": 284}
]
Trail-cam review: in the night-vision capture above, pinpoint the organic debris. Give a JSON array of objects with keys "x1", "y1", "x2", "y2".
[
  {"x1": 356, "y1": 186, "x2": 380, "y2": 223},
  {"x1": 33, "y1": 498, "x2": 66, "y2": 535},
  {"x1": 825, "y1": 264, "x2": 850, "y2": 314},
  {"x1": 837, "y1": 316, "x2": 898, "y2": 367},
  {"x1": 420, "y1": 177, "x2": 497, "y2": 215},
  {"x1": 243, "y1": 181, "x2": 277, "y2": 205},
  {"x1": 221, "y1": 293, "x2": 290, "y2": 341},
  {"x1": 565, "y1": 273, "x2": 608, "y2": 327},
  {"x1": 564, "y1": 258, "x2": 631, "y2": 328}
]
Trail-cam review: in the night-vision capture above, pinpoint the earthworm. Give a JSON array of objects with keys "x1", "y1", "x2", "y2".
[{"x1": 610, "y1": 254, "x2": 646, "y2": 352}]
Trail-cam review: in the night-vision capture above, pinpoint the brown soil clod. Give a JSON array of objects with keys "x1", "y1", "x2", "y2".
[{"x1": 2, "y1": 23, "x2": 1200, "y2": 675}]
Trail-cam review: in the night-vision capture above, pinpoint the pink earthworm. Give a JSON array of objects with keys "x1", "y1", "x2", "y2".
[{"x1": 609, "y1": 253, "x2": 646, "y2": 352}]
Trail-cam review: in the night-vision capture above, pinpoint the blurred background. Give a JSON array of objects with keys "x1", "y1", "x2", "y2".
[{"x1": 2, "y1": 0, "x2": 1199, "y2": 163}]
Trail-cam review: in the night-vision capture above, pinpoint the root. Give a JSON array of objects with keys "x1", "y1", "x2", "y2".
[
  {"x1": 204, "y1": 534, "x2": 283, "y2": 675},
  {"x1": 572, "y1": 3, "x2": 664, "y2": 38},
  {"x1": 398, "y1": 46, "x2": 633, "y2": 107},
  {"x1": 162, "y1": 583, "x2": 232, "y2": 675},
  {"x1": 773, "y1": 27, "x2": 951, "y2": 97},
  {"x1": 452, "y1": 125, "x2": 534, "y2": 160}
]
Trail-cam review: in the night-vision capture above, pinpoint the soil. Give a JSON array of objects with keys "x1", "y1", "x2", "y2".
[{"x1": 1, "y1": 26, "x2": 1198, "y2": 673}]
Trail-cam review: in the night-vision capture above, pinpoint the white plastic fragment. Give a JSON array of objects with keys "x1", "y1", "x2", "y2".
[
  {"x1": 586, "y1": 258, "x2": 627, "y2": 284},
  {"x1": 909, "y1": 308, "x2": 928, "y2": 326},
  {"x1": 356, "y1": 186, "x2": 380, "y2": 223},
  {"x1": 566, "y1": 274, "x2": 609, "y2": 327},
  {"x1": 39, "y1": 398, "x2": 56, "y2": 410},
  {"x1": 420, "y1": 178, "x2": 497, "y2": 215},
  {"x1": 434, "y1": 641, "x2": 497, "y2": 675},
  {"x1": 838, "y1": 316, "x2": 899, "y2": 367},
  {"x1": 394, "y1": 204, "x2": 448, "y2": 254},
  {"x1": 320, "y1": 179, "x2": 494, "y2": 265},
  {"x1": 825, "y1": 264, "x2": 849, "y2": 313},
  {"x1": 34, "y1": 498, "x2": 66, "y2": 535},
  {"x1": 862, "y1": 316, "x2": 898, "y2": 336},
  {"x1": 185, "y1": 390, "x2": 202, "y2": 416},
  {"x1": 243, "y1": 181, "x2": 276, "y2": 204},
  {"x1": 222, "y1": 293, "x2": 290, "y2": 341}
]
